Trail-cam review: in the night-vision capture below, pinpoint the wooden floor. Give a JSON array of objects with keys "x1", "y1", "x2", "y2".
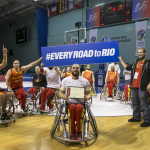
[{"x1": 0, "y1": 115, "x2": 150, "y2": 150}]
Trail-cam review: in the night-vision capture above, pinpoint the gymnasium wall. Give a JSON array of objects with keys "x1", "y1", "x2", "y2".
[{"x1": 0, "y1": 0, "x2": 150, "y2": 79}]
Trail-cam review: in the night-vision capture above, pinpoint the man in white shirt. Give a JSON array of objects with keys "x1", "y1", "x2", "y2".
[
  {"x1": 40, "y1": 63, "x2": 61, "y2": 112},
  {"x1": 108, "y1": 62, "x2": 121, "y2": 74},
  {"x1": 59, "y1": 64, "x2": 92, "y2": 140},
  {"x1": 123, "y1": 63, "x2": 131, "y2": 84}
]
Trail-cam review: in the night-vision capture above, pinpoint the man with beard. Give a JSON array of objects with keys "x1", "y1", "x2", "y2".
[
  {"x1": 118, "y1": 47, "x2": 150, "y2": 127},
  {"x1": 105, "y1": 65, "x2": 120, "y2": 98},
  {"x1": 29, "y1": 66, "x2": 47, "y2": 99},
  {"x1": 40, "y1": 62, "x2": 61, "y2": 113},
  {"x1": 0, "y1": 45, "x2": 10, "y2": 120},
  {"x1": 6, "y1": 57, "x2": 43, "y2": 113},
  {"x1": 61, "y1": 67, "x2": 71, "y2": 78},
  {"x1": 59, "y1": 64, "x2": 92, "y2": 140}
]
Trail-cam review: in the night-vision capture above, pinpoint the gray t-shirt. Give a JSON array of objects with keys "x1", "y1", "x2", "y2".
[{"x1": 61, "y1": 76, "x2": 90, "y2": 105}]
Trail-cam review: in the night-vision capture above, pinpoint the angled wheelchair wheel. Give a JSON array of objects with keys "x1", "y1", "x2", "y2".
[
  {"x1": 53, "y1": 91, "x2": 65, "y2": 114},
  {"x1": 6, "y1": 98, "x2": 15, "y2": 114},
  {"x1": 50, "y1": 104, "x2": 63, "y2": 138},
  {"x1": 100, "y1": 86, "x2": 107, "y2": 100},
  {"x1": 86, "y1": 104, "x2": 98, "y2": 137}
]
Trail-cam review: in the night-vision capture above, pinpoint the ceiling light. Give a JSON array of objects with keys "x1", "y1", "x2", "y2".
[{"x1": 95, "y1": 3, "x2": 105, "y2": 7}]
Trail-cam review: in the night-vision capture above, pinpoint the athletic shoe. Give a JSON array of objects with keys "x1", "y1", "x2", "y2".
[
  {"x1": 70, "y1": 135, "x2": 76, "y2": 140},
  {"x1": 76, "y1": 134, "x2": 82, "y2": 140},
  {"x1": 23, "y1": 108, "x2": 28, "y2": 113},
  {"x1": 4, "y1": 112, "x2": 10, "y2": 120},
  {"x1": 40, "y1": 110, "x2": 47, "y2": 113},
  {"x1": 140, "y1": 122, "x2": 150, "y2": 127},
  {"x1": 1, "y1": 114, "x2": 5, "y2": 120},
  {"x1": 128, "y1": 117, "x2": 140, "y2": 122}
]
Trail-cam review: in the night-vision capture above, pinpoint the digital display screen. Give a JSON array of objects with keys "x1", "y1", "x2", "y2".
[
  {"x1": 107, "y1": 13, "x2": 126, "y2": 25},
  {"x1": 106, "y1": 0, "x2": 125, "y2": 15}
]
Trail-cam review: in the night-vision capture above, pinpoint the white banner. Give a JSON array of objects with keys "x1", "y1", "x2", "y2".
[
  {"x1": 135, "y1": 20, "x2": 147, "y2": 56},
  {"x1": 89, "y1": 28, "x2": 98, "y2": 43}
]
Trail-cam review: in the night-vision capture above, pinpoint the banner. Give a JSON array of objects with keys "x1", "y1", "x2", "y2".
[
  {"x1": 89, "y1": 28, "x2": 98, "y2": 43},
  {"x1": 135, "y1": 20, "x2": 147, "y2": 56},
  {"x1": 36, "y1": 6, "x2": 48, "y2": 57},
  {"x1": 41, "y1": 41, "x2": 119, "y2": 67},
  {"x1": 87, "y1": 7, "x2": 100, "y2": 28},
  {"x1": 132, "y1": 0, "x2": 150, "y2": 20}
]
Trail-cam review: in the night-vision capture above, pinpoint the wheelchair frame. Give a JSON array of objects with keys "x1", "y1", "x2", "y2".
[
  {"x1": 100, "y1": 84, "x2": 122, "y2": 102},
  {"x1": 26, "y1": 87, "x2": 42, "y2": 114},
  {"x1": 50, "y1": 101, "x2": 98, "y2": 146},
  {"x1": 0, "y1": 98, "x2": 16, "y2": 127},
  {"x1": 120, "y1": 84, "x2": 132, "y2": 105}
]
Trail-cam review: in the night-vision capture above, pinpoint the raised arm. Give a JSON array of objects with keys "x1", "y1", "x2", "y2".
[
  {"x1": 105, "y1": 72, "x2": 108, "y2": 86},
  {"x1": 6, "y1": 70, "x2": 14, "y2": 96},
  {"x1": 61, "y1": 69, "x2": 66, "y2": 78},
  {"x1": 81, "y1": 71, "x2": 84, "y2": 77},
  {"x1": 118, "y1": 57, "x2": 127, "y2": 69},
  {"x1": 116, "y1": 73, "x2": 120, "y2": 86},
  {"x1": 40, "y1": 62, "x2": 47, "y2": 75},
  {"x1": 21, "y1": 57, "x2": 43, "y2": 71},
  {"x1": 0, "y1": 45, "x2": 7, "y2": 70},
  {"x1": 54, "y1": 67, "x2": 61, "y2": 76},
  {"x1": 92, "y1": 71, "x2": 95, "y2": 86}
]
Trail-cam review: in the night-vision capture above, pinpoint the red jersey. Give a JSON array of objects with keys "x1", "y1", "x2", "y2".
[
  {"x1": 10, "y1": 67, "x2": 23, "y2": 89},
  {"x1": 65, "y1": 72, "x2": 72, "y2": 78},
  {"x1": 83, "y1": 70, "x2": 92, "y2": 82},
  {"x1": 107, "y1": 71, "x2": 118, "y2": 83},
  {"x1": 132, "y1": 59, "x2": 145, "y2": 88}
]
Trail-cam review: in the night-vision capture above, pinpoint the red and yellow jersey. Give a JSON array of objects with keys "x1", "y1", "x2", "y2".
[
  {"x1": 83, "y1": 70, "x2": 92, "y2": 82},
  {"x1": 10, "y1": 67, "x2": 23, "y2": 89},
  {"x1": 65, "y1": 72, "x2": 72, "y2": 78},
  {"x1": 107, "y1": 71, "x2": 118, "y2": 83}
]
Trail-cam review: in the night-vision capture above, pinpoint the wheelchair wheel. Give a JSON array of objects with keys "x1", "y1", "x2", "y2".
[
  {"x1": 100, "y1": 86, "x2": 106, "y2": 100},
  {"x1": 50, "y1": 104, "x2": 63, "y2": 138},
  {"x1": 86, "y1": 104, "x2": 98, "y2": 137},
  {"x1": 121, "y1": 91, "x2": 125, "y2": 101},
  {"x1": 92, "y1": 85, "x2": 97, "y2": 97},
  {"x1": 53, "y1": 92, "x2": 65, "y2": 114},
  {"x1": 6, "y1": 98, "x2": 15, "y2": 114}
]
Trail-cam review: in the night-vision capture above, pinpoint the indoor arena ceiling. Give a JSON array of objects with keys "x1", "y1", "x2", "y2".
[{"x1": 0, "y1": 0, "x2": 59, "y2": 25}]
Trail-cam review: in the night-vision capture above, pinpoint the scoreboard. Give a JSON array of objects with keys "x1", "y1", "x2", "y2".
[
  {"x1": 87, "y1": 0, "x2": 132, "y2": 27},
  {"x1": 101, "y1": 0, "x2": 132, "y2": 26}
]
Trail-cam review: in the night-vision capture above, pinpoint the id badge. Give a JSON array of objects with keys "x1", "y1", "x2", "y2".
[{"x1": 134, "y1": 72, "x2": 138, "y2": 79}]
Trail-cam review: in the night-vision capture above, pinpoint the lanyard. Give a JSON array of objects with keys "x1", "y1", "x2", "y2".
[{"x1": 137, "y1": 58, "x2": 146, "y2": 71}]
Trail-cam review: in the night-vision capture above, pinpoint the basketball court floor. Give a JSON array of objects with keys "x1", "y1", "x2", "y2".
[{"x1": 0, "y1": 81, "x2": 150, "y2": 150}]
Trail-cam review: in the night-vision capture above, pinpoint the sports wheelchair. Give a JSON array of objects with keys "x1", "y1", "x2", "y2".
[
  {"x1": 100, "y1": 82, "x2": 122, "y2": 101},
  {"x1": 26, "y1": 87, "x2": 65, "y2": 115},
  {"x1": 26, "y1": 87, "x2": 42, "y2": 114},
  {"x1": 50, "y1": 101, "x2": 98, "y2": 146},
  {"x1": 8, "y1": 95, "x2": 33, "y2": 117},
  {"x1": 90, "y1": 84, "x2": 97, "y2": 98},
  {"x1": 120, "y1": 84, "x2": 132, "y2": 105},
  {"x1": 0, "y1": 96, "x2": 16, "y2": 127}
]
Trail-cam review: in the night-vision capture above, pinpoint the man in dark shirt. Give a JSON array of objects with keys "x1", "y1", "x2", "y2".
[
  {"x1": 29, "y1": 66, "x2": 47, "y2": 96},
  {"x1": 80, "y1": 65, "x2": 84, "y2": 75},
  {"x1": 118, "y1": 47, "x2": 150, "y2": 127}
]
